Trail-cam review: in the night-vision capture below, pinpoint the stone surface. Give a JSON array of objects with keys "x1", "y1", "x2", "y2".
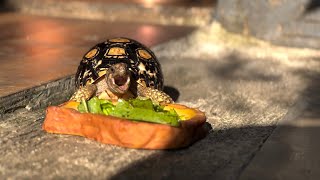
[
  {"x1": 0, "y1": 76, "x2": 75, "y2": 116},
  {"x1": 1, "y1": 21, "x2": 320, "y2": 179}
]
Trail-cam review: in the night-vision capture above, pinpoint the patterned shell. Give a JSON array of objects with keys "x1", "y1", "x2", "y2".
[{"x1": 75, "y1": 37, "x2": 164, "y2": 90}]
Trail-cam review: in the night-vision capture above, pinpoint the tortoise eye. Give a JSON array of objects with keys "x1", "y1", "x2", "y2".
[{"x1": 110, "y1": 67, "x2": 115, "y2": 73}]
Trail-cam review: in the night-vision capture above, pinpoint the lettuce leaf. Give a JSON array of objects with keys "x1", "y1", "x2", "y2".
[
  {"x1": 78, "y1": 98, "x2": 180, "y2": 126},
  {"x1": 78, "y1": 97, "x2": 103, "y2": 114}
]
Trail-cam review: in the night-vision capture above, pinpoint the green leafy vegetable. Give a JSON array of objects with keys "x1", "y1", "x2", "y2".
[{"x1": 78, "y1": 98, "x2": 180, "y2": 127}]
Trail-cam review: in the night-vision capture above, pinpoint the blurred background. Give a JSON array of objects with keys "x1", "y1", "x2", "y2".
[
  {"x1": 1, "y1": 0, "x2": 319, "y2": 96},
  {"x1": 0, "y1": 0, "x2": 216, "y2": 96}
]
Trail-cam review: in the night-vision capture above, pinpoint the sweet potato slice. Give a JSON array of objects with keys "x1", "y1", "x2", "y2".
[{"x1": 43, "y1": 102, "x2": 207, "y2": 149}]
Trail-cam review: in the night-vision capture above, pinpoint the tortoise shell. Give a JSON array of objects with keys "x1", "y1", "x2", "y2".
[{"x1": 75, "y1": 37, "x2": 164, "y2": 91}]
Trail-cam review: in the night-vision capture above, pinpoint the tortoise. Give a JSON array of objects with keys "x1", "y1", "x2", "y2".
[{"x1": 70, "y1": 37, "x2": 173, "y2": 110}]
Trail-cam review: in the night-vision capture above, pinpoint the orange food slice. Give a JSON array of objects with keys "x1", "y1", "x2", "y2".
[{"x1": 43, "y1": 101, "x2": 208, "y2": 149}]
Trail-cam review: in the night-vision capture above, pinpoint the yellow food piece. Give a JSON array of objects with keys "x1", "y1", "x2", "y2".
[
  {"x1": 164, "y1": 104, "x2": 197, "y2": 121},
  {"x1": 60, "y1": 101, "x2": 80, "y2": 110}
]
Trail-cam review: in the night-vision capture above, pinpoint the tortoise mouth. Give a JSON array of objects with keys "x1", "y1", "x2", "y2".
[
  {"x1": 109, "y1": 75, "x2": 130, "y2": 94},
  {"x1": 114, "y1": 75, "x2": 129, "y2": 86}
]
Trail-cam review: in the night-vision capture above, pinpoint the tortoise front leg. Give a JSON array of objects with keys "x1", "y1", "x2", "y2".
[
  {"x1": 70, "y1": 84, "x2": 97, "y2": 112},
  {"x1": 137, "y1": 84, "x2": 173, "y2": 105}
]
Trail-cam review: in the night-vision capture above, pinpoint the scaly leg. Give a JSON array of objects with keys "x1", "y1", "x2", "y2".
[
  {"x1": 137, "y1": 84, "x2": 173, "y2": 105},
  {"x1": 70, "y1": 84, "x2": 97, "y2": 112}
]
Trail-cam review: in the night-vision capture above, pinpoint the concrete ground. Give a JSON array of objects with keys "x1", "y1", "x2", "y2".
[{"x1": 1, "y1": 5, "x2": 320, "y2": 180}]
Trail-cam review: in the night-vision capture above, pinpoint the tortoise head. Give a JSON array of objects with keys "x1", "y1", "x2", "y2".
[{"x1": 105, "y1": 62, "x2": 131, "y2": 94}]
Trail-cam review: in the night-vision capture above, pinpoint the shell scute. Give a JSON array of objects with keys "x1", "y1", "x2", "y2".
[{"x1": 75, "y1": 38, "x2": 164, "y2": 91}]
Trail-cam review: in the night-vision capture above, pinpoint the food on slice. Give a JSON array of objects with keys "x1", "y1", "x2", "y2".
[{"x1": 43, "y1": 98, "x2": 208, "y2": 149}]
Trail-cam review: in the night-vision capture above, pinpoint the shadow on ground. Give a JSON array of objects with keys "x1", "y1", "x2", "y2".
[
  {"x1": 109, "y1": 125, "x2": 276, "y2": 180},
  {"x1": 293, "y1": 62, "x2": 320, "y2": 119},
  {"x1": 240, "y1": 67, "x2": 320, "y2": 179},
  {"x1": 305, "y1": 0, "x2": 320, "y2": 13},
  {"x1": 239, "y1": 125, "x2": 320, "y2": 180},
  {"x1": 0, "y1": 0, "x2": 15, "y2": 12},
  {"x1": 164, "y1": 86, "x2": 180, "y2": 101},
  {"x1": 110, "y1": 124, "x2": 320, "y2": 180},
  {"x1": 208, "y1": 54, "x2": 282, "y2": 82}
]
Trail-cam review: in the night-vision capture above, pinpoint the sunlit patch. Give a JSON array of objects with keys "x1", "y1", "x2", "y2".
[
  {"x1": 109, "y1": 38, "x2": 130, "y2": 43},
  {"x1": 85, "y1": 48, "x2": 99, "y2": 59},
  {"x1": 137, "y1": 49, "x2": 152, "y2": 60}
]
